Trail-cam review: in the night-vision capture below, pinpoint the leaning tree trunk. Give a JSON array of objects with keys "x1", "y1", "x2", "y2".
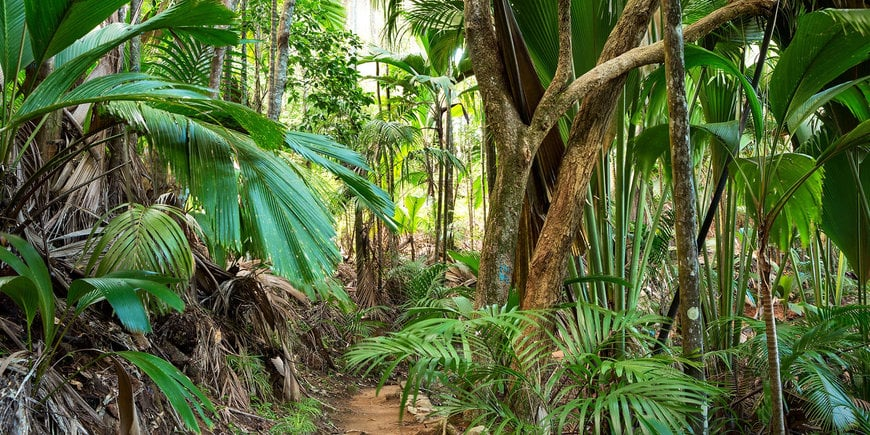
[
  {"x1": 522, "y1": 0, "x2": 658, "y2": 310},
  {"x1": 758, "y1": 227, "x2": 786, "y2": 434},
  {"x1": 267, "y1": 0, "x2": 297, "y2": 120},
  {"x1": 662, "y1": 0, "x2": 707, "y2": 430}
]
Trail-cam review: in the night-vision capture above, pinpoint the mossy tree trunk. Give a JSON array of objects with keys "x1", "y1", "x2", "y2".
[{"x1": 663, "y1": 0, "x2": 707, "y2": 429}]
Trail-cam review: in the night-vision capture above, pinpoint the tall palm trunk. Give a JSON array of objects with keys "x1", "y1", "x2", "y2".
[
  {"x1": 433, "y1": 107, "x2": 444, "y2": 260},
  {"x1": 442, "y1": 99, "x2": 455, "y2": 260},
  {"x1": 209, "y1": 0, "x2": 240, "y2": 98},
  {"x1": 758, "y1": 227, "x2": 786, "y2": 434}
]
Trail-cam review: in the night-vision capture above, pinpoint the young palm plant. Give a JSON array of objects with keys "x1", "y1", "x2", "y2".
[{"x1": 734, "y1": 305, "x2": 870, "y2": 432}]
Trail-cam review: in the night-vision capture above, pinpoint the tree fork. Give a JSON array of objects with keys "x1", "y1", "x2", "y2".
[
  {"x1": 466, "y1": 0, "x2": 774, "y2": 307},
  {"x1": 523, "y1": 0, "x2": 659, "y2": 310}
]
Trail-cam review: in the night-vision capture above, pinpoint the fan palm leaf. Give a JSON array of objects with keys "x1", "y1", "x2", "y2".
[{"x1": 81, "y1": 203, "x2": 196, "y2": 280}]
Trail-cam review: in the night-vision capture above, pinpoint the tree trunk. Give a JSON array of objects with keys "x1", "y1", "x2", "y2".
[
  {"x1": 476, "y1": 137, "x2": 532, "y2": 306},
  {"x1": 31, "y1": 61, "x2": 62, "y2": 164},
  {"x1": 465, "y1": 0, "x2": 774, "y2": 307},
  {"x1": 443, "y1": 99, "x2": 455, "y2": 260},
  {"x1": 464, "y1": 0, "x2": 544, "y2": 307},
  {"x1": 758, "y1": 227, "x2": 786, "y2": 434},
  {"x1": 267, "y1": 0, "x2": 278, "y2": 106},
  {"x1": 129, "y1": 0, "x2": 143, "y2": 73},
  {"x1": 208, "y1": 0, "x2": 239, "y2": 98},
  {"x1": 663, "y1": 0, "x2": 707, "y2": 430},
  {"x1": 522, "y1": 0, "x2": 659, "y2": 310},
  {"x1": 267, "y1": 0, "x2": 297, "y2": 120},
  {"x1": 434, "y1": 107, "x2": 444, "y2": 261}
]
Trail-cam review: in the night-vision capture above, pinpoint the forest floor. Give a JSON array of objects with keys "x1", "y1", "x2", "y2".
[{"x1": 330, "y1": 384, "x2": 442, "y2": 435}]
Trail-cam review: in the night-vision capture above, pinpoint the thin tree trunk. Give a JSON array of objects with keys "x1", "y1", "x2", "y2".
[
  {"x1": 758, "y1": 227, "x2": 786, "y2": 434},
  {"x1": 663, "y1": 0, "x2": 707, "y2": 430},
  {"x1": 267, "y1": 0, "x2": 278, "y2": 104},
  {"x1": 129, "y1": 0, "x2": 143, "y2": 72},
  {"x1": 434, "y1": 112, "x2": 443, "y2": 261},
  {"x1": 267, "y1": 0, "x2": 297, "y2": 120},
  {"x1": 239, "y1": 0, "x2": 248, "y2": 106},
  {"x1": 209, "y1": 0, "x2": 239, "y2": 98},
  {"x1": 443, "y1": 99, "x2": 455, "y2": 260},
  {"x1": 31, "y1": 61, "x2": 62, "y2": 164}
]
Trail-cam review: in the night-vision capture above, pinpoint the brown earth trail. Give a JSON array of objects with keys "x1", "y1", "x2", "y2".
[{"x1": 330, "y1": 385, "x2": 444, "y2": 435}]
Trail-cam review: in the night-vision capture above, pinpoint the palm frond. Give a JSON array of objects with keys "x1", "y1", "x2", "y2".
[
  {"x1": 406, "y1": 0, "x2": 464, "y2": 35},
  {"x1": 145, "y1": 33, "x2": 212, "y2": 85},
  {"x1": 81, "y1": 203, "x2": 196, "y2": 281}
]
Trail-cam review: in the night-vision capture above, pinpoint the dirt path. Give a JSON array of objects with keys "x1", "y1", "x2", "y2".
[{"x1": 331, "y1": 385, "x2": 442, "y2": 435}]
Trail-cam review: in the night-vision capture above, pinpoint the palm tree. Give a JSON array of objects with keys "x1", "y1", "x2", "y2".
[{"x1": 1, "y1": 0, "x2": 393, "y2": 284}]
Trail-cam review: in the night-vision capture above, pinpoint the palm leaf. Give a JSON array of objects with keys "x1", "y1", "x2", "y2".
[
  {"x1": 769, "y1": 9, "x2": 870, "y2": 129},
  {"x1": 82, "y1": 203, "x2": 195, "y2": 280},
  {"x1": 405, "y1": 0, "x2": 464, "y2": 35},
  {"x1": 234, "y1": 136, "x2": 340, "y2": 282},
  {"x1": 0, "y1": 233, "x2": 56, "y2": 344},
  {"x1": 144, "y1": 33, "x2": 213, "y2": 85},
  {"x1": 284, "y1": 132, "x2": 397, "y2": 229},
  {"x1": 15, "y1": 0, "x2": 235, "y2": 121},
  {"x1": 67, "y1": 271, "x2": 183, "y2": 333},
  {"x1": 793, "y1": 354, "x2": 863, "y2": 431},
  {"x1": 0, "y1": 0, "x2": 32, "y2": 84},
  {"x1": 730, "y1": 153, "x2": 824, "y2": 250},
  {"x1": 821, "y1": 152, "x2": 870, "y2": 284},
  {"x1": 23, "y1": 0, "x2": 128, "y2": 64},
  {"x1": 103, "y1": 100, "x2": 336, "y2": 282},
  {"x1": 113, "y1": 351, "x2": 215, "y2": 433},
  {"x1": 644, "y1": 45, "x2": 764, "y2": 139}
]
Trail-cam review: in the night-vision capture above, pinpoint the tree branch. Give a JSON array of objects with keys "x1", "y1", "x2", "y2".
[
  {"x1": 535, "y1": 0, "x2": 574, "y2": 128},
  {"x1": 529, "y1": 0, "x2": 774, "y2": 139}
]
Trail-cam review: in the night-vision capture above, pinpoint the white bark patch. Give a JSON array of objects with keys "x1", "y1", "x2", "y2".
[{"x1": 687, "y1": 306, "x2": 700, "y2": 321}]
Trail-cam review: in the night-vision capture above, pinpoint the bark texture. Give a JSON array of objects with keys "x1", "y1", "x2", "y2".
[
  {"x1": 663, "y1": 0, "x2": 707, "y2": 429},
  {"x1": 209, "y1": 0, "x2": 240, "y2": 98},
  {"x1": 522, "y1": 0, "x2": 659, "y2": 309},
  {"x1": 267, "y1": 0, "x2": 297, "y2": 120},
  {"x1": 465, "y1": 0, "x2": 530, "y2": 306}
]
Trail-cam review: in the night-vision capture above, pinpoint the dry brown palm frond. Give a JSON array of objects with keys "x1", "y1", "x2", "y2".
[
  {"x1": 255, "y1": 272, "x2": 309, "y2": 306},
  {"x1": 0, "y1": 352, "x2": 34, "y2": 435},
  {"x1": 445, "y1": 263, "x2": 476, "y2": 288},
  {"x1": 44, "y1": 150, "x2": 106, "y2": 236}
]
